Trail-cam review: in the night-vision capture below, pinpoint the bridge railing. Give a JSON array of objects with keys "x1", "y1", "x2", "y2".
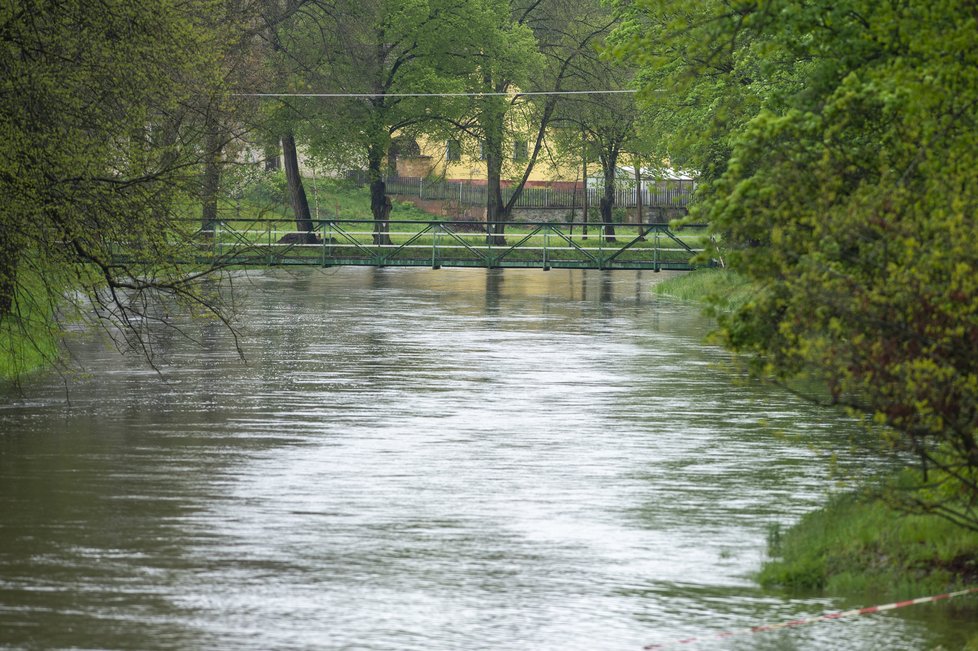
[{"x1": 177, "y1": 217, "x2": 713, "y2": 271}]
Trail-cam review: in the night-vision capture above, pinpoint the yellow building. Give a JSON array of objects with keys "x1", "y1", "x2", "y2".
[
  {"x1": 392, "y1": 133, "x2": 581, "y2": 190},
  {"x1": 386, "y1": 132, "x2": 695, "y2": 223}
]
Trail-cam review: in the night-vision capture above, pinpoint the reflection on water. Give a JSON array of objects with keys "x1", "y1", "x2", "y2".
[{"x1": 0, "y1": 268, "x2": 974, "y2": 650}]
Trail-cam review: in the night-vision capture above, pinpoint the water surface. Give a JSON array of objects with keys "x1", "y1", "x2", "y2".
[{"x1": 1, "y1": 268, "x2": 974, "y2": 650}]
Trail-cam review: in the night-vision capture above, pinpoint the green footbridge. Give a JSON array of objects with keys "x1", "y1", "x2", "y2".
[{"x1": 146, "y1": 218, "x2": 714, "y2": 271}]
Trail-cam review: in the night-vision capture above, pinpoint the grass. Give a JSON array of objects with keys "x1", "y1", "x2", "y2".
[
  {"x1": 0, "y1": 325, "x2": 58, "y2": 381},
  {"x1": 223, "y1": 175, "x2": 438, "y2": 223},
  {"x1": 653, "y1": 267, "x2": 753, "y2": 310},
  {"x1": 759, "y1": 484, "x2": 978, "y2": 597},
  {"x1": 0, "y1": 276, "x2": 61, "y2": 381}
]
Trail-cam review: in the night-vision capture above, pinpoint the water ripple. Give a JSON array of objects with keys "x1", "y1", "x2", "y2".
[{"x1": 0, "y1": 269, "x2": 971, "y2": 650}]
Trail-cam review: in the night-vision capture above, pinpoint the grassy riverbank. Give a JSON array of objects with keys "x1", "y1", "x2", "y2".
[
  {"x1": 0, "y1": 279, "x2": 60, "y2": 381},
  {"x1": 653, "y1": 267, "x2": 752, "y2": 311},
  {"x1": 761, "y1": 489, "x2": 978, "y2": 650},
  {"x1": 0, "y1": 326, "x2": 58, "y2": 381},
  {"x1": 230, "y1": 174, "x2": 436, "y2": 221},
  {"x1": 760, "y1": 487, "x2": 978, "y2": 595},
  {"x1": 204, "y1": 176, "x2": 710, "y2": 268}
]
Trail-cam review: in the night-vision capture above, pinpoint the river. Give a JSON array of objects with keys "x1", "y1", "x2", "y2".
[{"x1": 0, "y1": 268, "x2": 974, "y2": 650}]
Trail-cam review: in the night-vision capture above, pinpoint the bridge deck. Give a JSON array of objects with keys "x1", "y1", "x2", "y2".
[{"x1": 124, "y1": 218, "x2": 713, "y2": 271}]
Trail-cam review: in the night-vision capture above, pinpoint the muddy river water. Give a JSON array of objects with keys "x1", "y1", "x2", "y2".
[{"x1": 1, "y1": 268, "x2": 975, "y2": 650}]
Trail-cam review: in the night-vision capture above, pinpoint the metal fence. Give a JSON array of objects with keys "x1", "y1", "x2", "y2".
[{"x1": 352, "y1": 172, "x2": 696, "y2": 209}]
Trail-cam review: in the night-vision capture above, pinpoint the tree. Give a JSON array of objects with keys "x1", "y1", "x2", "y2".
[
  {"x1": 611, "y1": 0, "x2": 782, "y2": 182},
  {"x1": 287, "y1": 0, "x2": 492, "y2": 246},
  {"x1": 622, "y1": 0, "x2": 978, "y2": 528},
  {"x1": 201, "y1": 1, "x2": 275, "y2": 233},
  {"x1": 552, "y1": 54, "x2": 639, "y2": 243},
  {"x1": 441, "y1": 0, "x2": 616, "y2": 243},
  {"x1": 258, "y1": 0, "x2": 321, "y2": 241},
  {"x1": 0, "y1": 0, "x2": 243, "y2": 372}
]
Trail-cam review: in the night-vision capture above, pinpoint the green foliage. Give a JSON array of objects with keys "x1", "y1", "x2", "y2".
[
  {"x1": 273, "y1": 0, "x2": 509, "y2": 173},
  {"x1": 611, "y1": 0, "x2": 786, "y2": 180},
  {"x1": 622, "y1": 0, "x2": 978, "y2": 529},
  {"x1": 0, "y1": 0, "x2": 241, "y2": 374}
]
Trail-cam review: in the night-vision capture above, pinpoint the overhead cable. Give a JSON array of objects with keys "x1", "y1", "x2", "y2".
[{"x1": 235, "y1": 89, "x2": 641, "y2": 98}]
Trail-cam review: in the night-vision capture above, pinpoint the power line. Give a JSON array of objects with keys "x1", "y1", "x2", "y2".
[{"x1": 235, "y1": 89, "x2": 641, "y2": 98}]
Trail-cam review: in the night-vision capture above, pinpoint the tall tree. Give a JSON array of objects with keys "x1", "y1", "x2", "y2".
[
  {"x1": 293, "y1": 0, "x2": 492, "y2": 246},
  {"x1": 553, "y1": 63, "x2": 639, "y2": 243},
  {"x1": 449, "y1": 0, "x2": 617, "y2": 243},
  {"x1": 200, "y1": 0, "x2": 271, "y2": 232},
  {"x1": 260, "y1": 0, "x2": 319, "y2": 240},
  {"x1": 610, "y1": 0, "x2": 779, "y2": 182}
]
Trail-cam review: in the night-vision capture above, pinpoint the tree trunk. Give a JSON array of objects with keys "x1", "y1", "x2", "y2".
[
  {"x1": 486, "y1": 152, "x2": 506, "y2": 246},
  {"x1": 281, "y1": 132, "x2": 316, "y2": 242},
  {"x1": 201, "y1": 129, "x2": 222, "y2": 231},
  {"x1": 368, "y1": 144, "x2": 392, "y2": 247},
  {"x1": 569, "y1": 171, "x2": 579, "y2": 236},
  {"x1": 582, "y1": 131, "x2": 589, "y2": 240},
  {"x1": 599, "y1": 148, "x2": 619, "y2": 243},
  {"x1": 484, "y1": 91, "x2": 507, "y2": 245},
  {"x1": 264, "y1": 143, "x2": 280, "y2": 171},
  {"x1": 600, "y1": 195, "x2": 614, "y2": 242},
  {"x1": 635, "y1": 162, "x2": 646, "y2": 240}
]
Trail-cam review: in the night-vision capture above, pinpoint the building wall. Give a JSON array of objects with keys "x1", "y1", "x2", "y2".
[
  {"x1": 395, "y1": 156, "x2": 435, "y2": 178},
  {"x1": 396, "y1": 134, "x2": 582, "y2": 185}
]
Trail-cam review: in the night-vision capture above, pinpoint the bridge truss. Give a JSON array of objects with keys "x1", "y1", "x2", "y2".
[{"x1": 122, "y1": 218, "x2": 714, "y2": 272}]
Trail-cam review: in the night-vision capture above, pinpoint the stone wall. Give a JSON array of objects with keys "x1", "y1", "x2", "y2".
[{"x1": 509, "y1": 207, "x2": 574, "y2": 223}]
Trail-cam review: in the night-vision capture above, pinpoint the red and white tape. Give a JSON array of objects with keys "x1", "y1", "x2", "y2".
[{"x1": 643, "y1": 586, "x2": 978, "y2": 650}]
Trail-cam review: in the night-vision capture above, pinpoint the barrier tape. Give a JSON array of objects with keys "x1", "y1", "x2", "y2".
[{"x1": 643, "y1": 587, "x2": 978, "y2": 650}]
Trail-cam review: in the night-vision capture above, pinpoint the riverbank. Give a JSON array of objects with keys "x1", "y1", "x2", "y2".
[
  {"x1": 652, "y1": 267, "x2": 752, "y2": 311},
  {"x1": 0, "y1": 326, "x2": 57, "y2": 381},
  {"x1": 0, "y1": 278, "x2": 60, "y2": 382},
  {"x1": 655, "y1": 269, "x2": 978, "y2": 614},
  {"x1": 759, "y1": 484, "x2": 978, "y2": 592}
]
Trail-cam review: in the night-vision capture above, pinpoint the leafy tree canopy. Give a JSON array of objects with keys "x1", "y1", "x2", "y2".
[
  {"x1": 0, "y1": 0, "x2": 241, "y2": 368},
  {"x1": 618, "y1": 0, "x2": 978, "y2": 528}
]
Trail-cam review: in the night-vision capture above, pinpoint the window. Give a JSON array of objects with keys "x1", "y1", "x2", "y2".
[
  {"x1": 479, "y1": 140, "x2": 488, "y2": 161},
  {"x1": 446, "y1": 139, "x2": 461, "y2": 162},
  {"x1": 513, "y1": 139, "x2": 528, "y2": 161}
]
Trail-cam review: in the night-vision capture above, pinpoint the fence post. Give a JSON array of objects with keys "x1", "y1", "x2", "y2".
[
  {"x1": 543, "y1": 226, "x2": 550, "y2": 271},
  {"x1": 654, "y1": 227, "x2": 661, "y2": 271},
  {"x1": 598, "y1": 219, "x2": 604, "y2": 268},
  {"x1": 432, "y1": 223, "x2": 441, "y2": 269}
]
